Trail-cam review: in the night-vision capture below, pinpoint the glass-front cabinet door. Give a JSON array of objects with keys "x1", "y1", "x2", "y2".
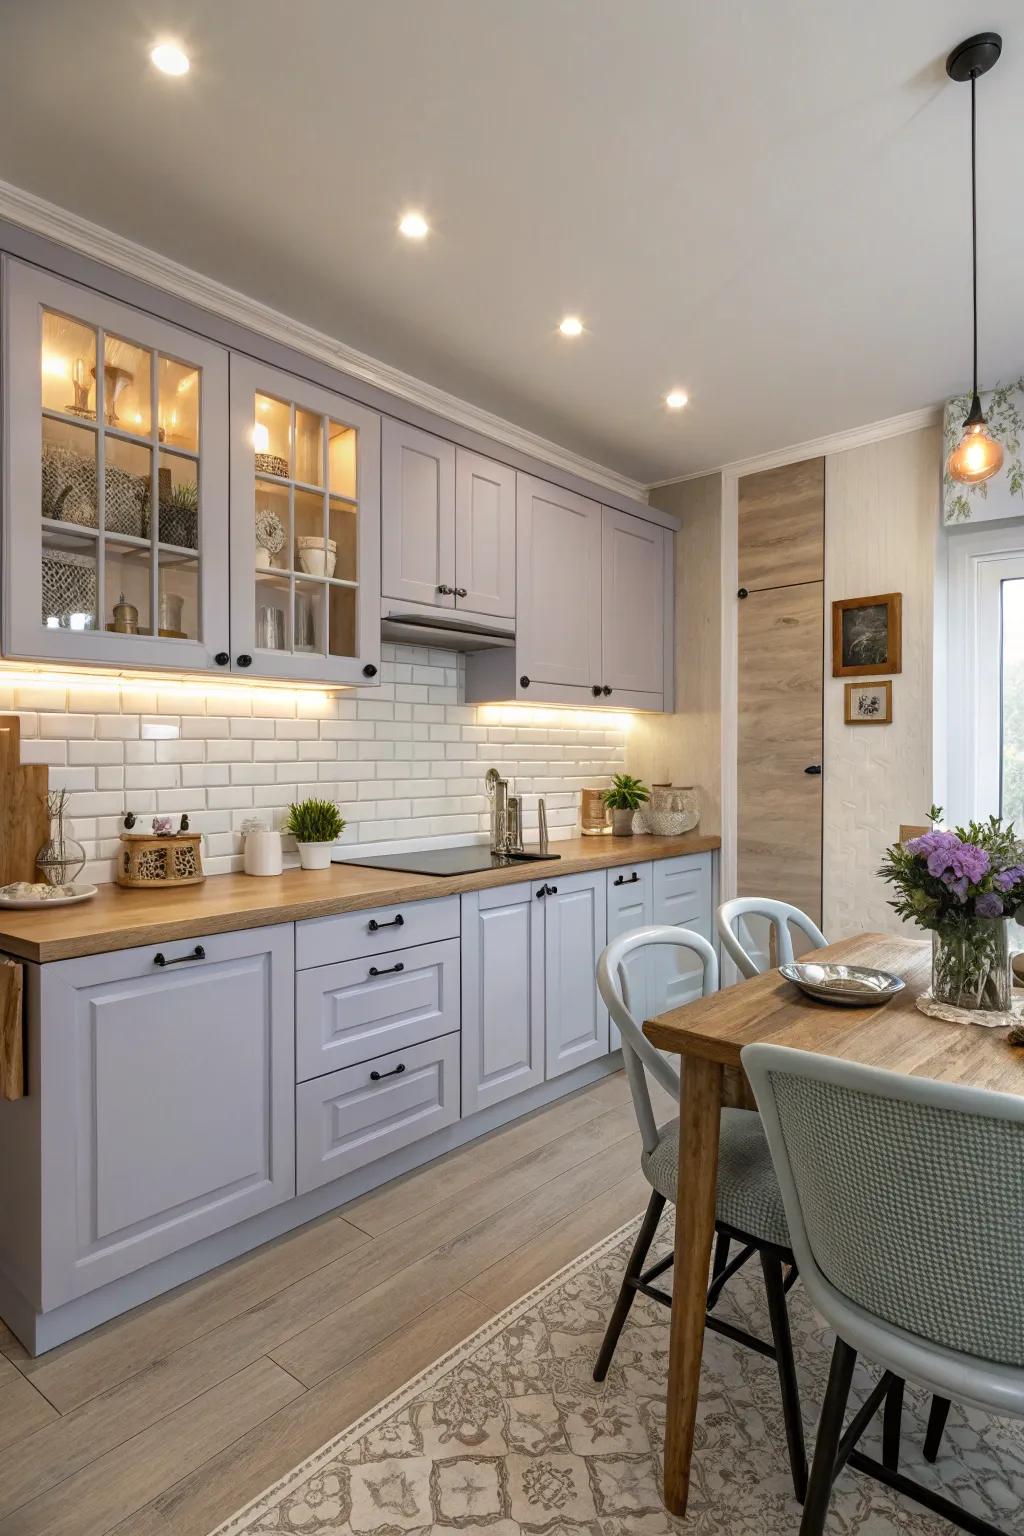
[
  {"x1": 229, "y1": 355, "x2": 380, "y2": 684},
  {"x1": 3, "y1": 259, "x2": 229, "y2": 670}
]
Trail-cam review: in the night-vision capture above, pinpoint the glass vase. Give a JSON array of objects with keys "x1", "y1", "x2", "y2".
[
  {"x1": 36, "y1": 790, "x2": 86, "y2": 887},
  {"x1": 931, "y1": 918, "x2": 1011, "y2": 1012}
]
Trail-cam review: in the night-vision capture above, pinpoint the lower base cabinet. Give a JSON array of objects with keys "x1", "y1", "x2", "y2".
[
  {"x1": 461, "y1": 882, "x2": 544, "y2": 1115},
  {"x1": 543, "y1": 871, "x2": 609, "y2": 1078},
  {"x1": 296, "y1": 1034, "x2": 460, "y2": 1194},
  {"x1": 650, "y1": 854, "x2": 714, "y2": 1010},
  {"x1": 32, "y1": 925, "x2": 295, "y2": 1311}
]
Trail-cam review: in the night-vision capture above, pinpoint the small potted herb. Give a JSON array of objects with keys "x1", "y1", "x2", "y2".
[
  {"x1": 602, "y1": 774, "x2": 650, "y2": 836},
  {"x1": 283, "y1": 798, "x2": 345, "y2": 870}
]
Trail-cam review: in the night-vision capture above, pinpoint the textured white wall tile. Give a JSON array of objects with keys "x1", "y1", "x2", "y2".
[{"x1": 13, "y1": 643, "x2": 626, "y2": 881}]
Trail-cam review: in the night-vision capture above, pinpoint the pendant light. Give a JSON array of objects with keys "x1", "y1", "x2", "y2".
[{"x1": 945, "y1": 32, "x2": 1003, "y2": 485}]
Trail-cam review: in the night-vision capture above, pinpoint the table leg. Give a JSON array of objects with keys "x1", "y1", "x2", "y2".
[{"x1": 663, "y1": 1053, "x2": 723, "y2": 1516}]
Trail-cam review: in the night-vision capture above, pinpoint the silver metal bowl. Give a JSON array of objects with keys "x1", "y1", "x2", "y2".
[{"x1": 779, "y1": 961, "x2": 905, "y2": 1007}]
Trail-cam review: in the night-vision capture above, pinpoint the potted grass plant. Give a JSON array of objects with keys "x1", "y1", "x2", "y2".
[
  {"x1": 284, "y1": 798, "x2": 345, "y2": 870},
  {"x1": 603, "y1": 773, "x2": 650, "y2": 836}
]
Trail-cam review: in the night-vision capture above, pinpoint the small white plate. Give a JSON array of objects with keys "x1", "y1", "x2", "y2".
[
  {"x1": 779, "y1": 961, "x2": 905, "y2": 1006},
  {"x1": 0, "y1": 883, "x2": 98, "y2": 909}
]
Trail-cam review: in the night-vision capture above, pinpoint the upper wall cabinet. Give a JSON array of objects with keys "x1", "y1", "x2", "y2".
[
  {"x1": 3, "y1": 259, "x2": 230, "y2": 671},
  {"x1": 229, "y1": 355, "x2": 381, "y2": 685},
  {"x1": 464, "y1": 474, "x2": 671, "y2": 711},
  {"x1": 381, "y1": 420, "x2": 515, "y2": 623}
]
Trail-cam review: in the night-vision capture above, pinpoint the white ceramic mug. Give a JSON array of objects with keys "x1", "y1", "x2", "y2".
[{"x1": 243, "y1": 828, "x2": 283, "y2": 877}]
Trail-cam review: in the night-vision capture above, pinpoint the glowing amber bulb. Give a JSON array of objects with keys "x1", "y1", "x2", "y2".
[{"x1": 947, "y1": 400, "x2": 1004, "y2": 485}]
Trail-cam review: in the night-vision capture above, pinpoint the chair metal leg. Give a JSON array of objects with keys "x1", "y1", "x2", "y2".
[
  {"x1": 924, "y1": 1395, "x2": 952, "y2": 1463},
  {"x1": 883, "y1": 1376, "x2": 904, "y2": 1471},
  {"x1": 707, "y1": 1231, "x2": 731, "y2": 1310},
  {"x1": 799, "y1": 1337, "x2": 857, "y2": 1536},
  {"x1": 760, "y1": 1251, "x2": 808, "y2": 1502},
  {"x1": 593, "y1": 1192, "x2": 665, "y2": 1382}
]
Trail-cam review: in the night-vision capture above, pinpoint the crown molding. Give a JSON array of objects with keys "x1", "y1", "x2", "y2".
[
  {"x1": 648, "y1": 404, "x2": 943, "y2": 488},
  {"x1": 0, "y1": 178, "x2": 648, "y2": 503}
]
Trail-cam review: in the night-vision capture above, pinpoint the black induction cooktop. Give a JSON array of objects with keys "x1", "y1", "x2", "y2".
[{"x1": 335, "y1": 845, "x2": 560, "y2": 877}]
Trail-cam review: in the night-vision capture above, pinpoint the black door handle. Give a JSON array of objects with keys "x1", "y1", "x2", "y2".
[
  {"x1": 520, "y1": 675, "x2": 530, "y2": 688},
  {"x1": 154, "y1": 944, "x2": 206, "y2": 967},
  {"x1": 614, "y1": 872, "x2": 640, "y2": 886},
  {"x1": 804, "y1": 764, "x2": 822, "y2": 775},
  {"x1": 368, "y1": 962, "x2": 405, "y2": 977},
  {"x1": 368, "y1": 914, "x2": 404, "y2": 932},
  {"x1": 455, "y1": 586, "x2": 468, "y2": 598},
  {"x1": 236, "y1": 654, "x2": 252, "y2": 668},
  {"x1": 362, "y1": 663, "x2": 378, "y2": 678},
  {"x1": 437, "y1": 583, "x2": 454, "y2": 595},
  {"x1": 214, "y1": 652, "x2": 229, "y2": 666},
  {"x1": 370, "y1": 1063, "x2": 406, "y2": 1082},
  {"x1": 602, "y1": 686, "x2": 612, "y2": 696},
  {"x1": 536, "y1": 882, "x2": 559, "y2": 898},
  {"x1": 592, "y1": 684, "x2": 602, "y2": 697}
]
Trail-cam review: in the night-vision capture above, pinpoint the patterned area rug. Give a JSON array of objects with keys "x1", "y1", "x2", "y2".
[{"x1": 211, "y1": 1212, "x2": 1024, "y2": 1534}]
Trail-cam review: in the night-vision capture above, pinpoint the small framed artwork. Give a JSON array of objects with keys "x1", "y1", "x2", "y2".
[
  {"x1": 832, "y1": 592, "x2": 902, "y2": 677},
  {"x1": 844, "y1": 679, "x2": 893, "y2": 725}
]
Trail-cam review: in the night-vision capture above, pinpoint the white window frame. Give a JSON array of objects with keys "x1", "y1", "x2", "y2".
[{"x1": 944, "y1": 522, "x2": 1024, "y2": 824}]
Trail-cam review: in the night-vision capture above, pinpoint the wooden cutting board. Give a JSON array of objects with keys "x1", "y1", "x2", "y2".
[{"x1": 0, "y1": 713, "x2": 50, "y2": 885}]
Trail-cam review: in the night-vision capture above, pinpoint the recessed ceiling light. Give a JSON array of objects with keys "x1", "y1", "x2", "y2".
[
  {"x1": 558, "y1": 316, "x2": 584, "y2": 338},
  {"x1": 665, "y1": 390, "x2": 689, "y2": 410},
  {"x1": 399, "y1": 212, "x2": 429, "y2": 239},
  {"x1": 150, "y1": 41, "x2": 190, "y2": 75}
]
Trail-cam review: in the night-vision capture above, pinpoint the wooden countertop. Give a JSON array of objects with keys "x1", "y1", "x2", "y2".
[{"x1": 0, "y1": 832, "x2": 719, "y2": 964}]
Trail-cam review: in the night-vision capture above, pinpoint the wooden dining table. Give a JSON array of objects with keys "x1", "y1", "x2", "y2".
[{"x1": 642, "y1": 930, "x2": 1024, "y2": 1517}]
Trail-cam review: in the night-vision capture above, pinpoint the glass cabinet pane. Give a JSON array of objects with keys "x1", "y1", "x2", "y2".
[
  {"x1": 328, "y1": 498, "x2": 358, "y2": 584},
  {"x1": 105, "y1": 436, "x2": 151, "y2": 537},
  {"x1": 42, "y1": 527, "x2": 98, "y2": 631},
  {"x1": 255, "y1": 480, "x2": 289, "y2": 569},
  {"x1": 328, "y1": 422, "x2": 357, "y2": 499},
  {"x1": 254, "y1": 571, "x2": 290, "y2": 651},
  {"x1": 41, "y1": 311, "x2": 97, "y2": 418},
  {"x1": 294, "y1": 579, "x2": 325, "y2": 654},
  {"x1": 156, "y1": 452, "x2": 199, "y2": 550},
  {"x1": 42, "y1": 418, "x2": 98, "y2": 525},
  {"x1": 294, "y1": 409, "x2": 323, "y2": 487},
  {"x1": 253, "y1": 394, "x2": 290, "y2": 476},
  {"x1": 103, "y1": 334, "x2": 152, "y2": 434},
  {"x1": 328, "y1": 586, "x2": 357, "y2": 659},
  {"x1": 158, "y1": 552, "x2": 199, "y2": 639},
  {"x1": 159, "y1": 357, "x2": 199, "y2": 451},
  {"x1": 104, "y1": 542, "x2": 152, "y2": 636}
]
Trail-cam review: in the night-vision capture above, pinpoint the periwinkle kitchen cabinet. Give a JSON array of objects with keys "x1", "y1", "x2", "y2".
[
  {"x1": 464, "y1": 474, "x2": 671, "y2": 710},
  {"x1": 605, "y1": 861, "x2": 655, "y2": 1050},
  {"x1": 8, "y1": 925, "x2": 294, "y2": 1313},
  {"x1": 381, "y1": 419, "x2": 516, "y2": 623},
  {"x1": 460, "y1": 881, "x2": 545, "y2": 1114},
  {"x1": 543, "y1": 870, "x2": 609, "y2": 1077}
]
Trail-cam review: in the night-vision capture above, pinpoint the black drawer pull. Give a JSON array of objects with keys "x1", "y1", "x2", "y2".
[
  {"x1": 370, "y1": 1063, "x2": 406, "y2": 1082},
  {"x1": 614, "y1": 872, "x2": 640, "y2": 886},
  {"x1": 804, "y1": 764, "x2": 822, "y2": 776},
  {"x1": 154, "y1": 944, "x2": 206, "y2": 967},
  {"x1": 368, "y1": 962, "x2": 405, "y2": 977},
  {"x1": 368, "y1": 914, "x2": 404, "y2": 932}
]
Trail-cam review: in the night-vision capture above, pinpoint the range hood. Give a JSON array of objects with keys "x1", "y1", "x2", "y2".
[{"x1": 380, "y1": 600, "x2": 515, "y2": 652}]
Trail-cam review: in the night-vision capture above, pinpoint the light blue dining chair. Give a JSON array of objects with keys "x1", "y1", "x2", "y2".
[
  {"x1": 717, "y1": 896, "x2": 827, "y2": 980},
  {"x1": 743, "y1": 1043, "x2": 1024, "y2": 1536},
  {"x1": 595, "y1": 924, "x2": 808, "y2": 1500}
]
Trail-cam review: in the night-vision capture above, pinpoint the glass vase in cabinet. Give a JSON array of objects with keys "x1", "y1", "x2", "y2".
[
  {"x1": 3, "y1": 259, "x2": 230, "y2": 672},
  {"x1": 228, "y1": 355, "x2": 381, "y2": 684}
]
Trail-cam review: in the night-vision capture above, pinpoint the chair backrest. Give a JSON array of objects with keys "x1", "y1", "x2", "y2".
[
  {"x1": 717, "y1": 896, "x2": 827, "y2": 979},
  {"x1": 743, "y1": 1044, "x2": 1024, "y2": 1371},
  {"x1": 597, "y1": 924, "x2": 718, "y2": 1155}
]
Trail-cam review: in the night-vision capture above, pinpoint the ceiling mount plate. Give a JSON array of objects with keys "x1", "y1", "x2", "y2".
[{"x1": 946, "y1": 32, "x2": 1002, "y2": 81}]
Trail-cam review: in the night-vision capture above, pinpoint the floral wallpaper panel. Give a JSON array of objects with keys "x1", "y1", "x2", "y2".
[{"x1": 943, "y1": 378, "x2": 1024, "y2": 524}]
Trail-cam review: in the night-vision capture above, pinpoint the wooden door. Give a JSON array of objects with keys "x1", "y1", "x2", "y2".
[
  {"x1": 229, "y1": 354, "x2": 381, "y2": 684},
  {"x1": 542, "y1": 871, "x2": 609, "y2": 1079},
  {"x1": 381, "y1": 419, "x2": 455, "y2": 608},
  {"x1": 461, "y1": 883, "x2": 544, "y2": 1114},
  {"x1": 454, "y1": 448, "x2": 516, "y2": 618},
  {"x1": 516, "y1": 474, "x2": 602, "y2": 691},
  {"x1": 738, "y1": 581, "x2": 823, "y2": 922},
  {"x1": 38, "y1": 925, "x2": 295, "y2": 1309},
  {"x1": 601, "y1": 507, "x2": 666, "y2": 704},
  {"x1": 737, "y1": 458, "x2": 824, "y2": 925}
]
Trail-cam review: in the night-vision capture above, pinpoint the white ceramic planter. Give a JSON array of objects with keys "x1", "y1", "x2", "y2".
[
  {"x1": 611, "y1": 808, "x2": 637, "y2": 836},
  {"x1": 296, "y1": 841, "x2": 334, "y2": 870}
]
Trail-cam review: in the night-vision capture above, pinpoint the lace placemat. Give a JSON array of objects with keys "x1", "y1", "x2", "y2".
[{"x1": 916, "y1": 989, "x2": 1024, "y2": 1030}]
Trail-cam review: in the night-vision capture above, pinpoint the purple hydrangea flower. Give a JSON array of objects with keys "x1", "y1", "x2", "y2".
[
  {"x1": 975, "y1": 891, "x2": 1004, "y2": 917},
  {"x1": 995, "y1": 865, "x2": 1024, "y2": 892},
  {"x1": 907, "y1": 830, "x2": 990, "y2": 887}
]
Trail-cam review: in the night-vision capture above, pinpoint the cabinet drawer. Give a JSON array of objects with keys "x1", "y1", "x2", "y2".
[
  {"x1": 296, "y1": 937, "x2": 460, "y2": 1082},
  {"x1": 296, "y1": 1034, "x2": 460, "y2": 1194},
  {"x1": 296, "y1": 894, "x2": 460, "y2": 970}
]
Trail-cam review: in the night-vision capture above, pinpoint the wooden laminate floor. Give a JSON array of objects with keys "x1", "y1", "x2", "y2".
[{"x1": 0, "y1": 1069, "x2": 658, "y2": 1536}]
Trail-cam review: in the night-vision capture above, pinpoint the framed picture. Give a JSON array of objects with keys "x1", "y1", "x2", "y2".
[
  {"x1": 832, "y1": 592, "x2": 902, "y2": 676},
  {"x1": 844, "y1": 679, "x2": 893, "y2": 725}
]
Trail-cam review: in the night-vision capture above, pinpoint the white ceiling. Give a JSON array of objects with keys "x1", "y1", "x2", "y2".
[{"x1": 1, "y1": 0, "x2": 1021, "y2": 485}]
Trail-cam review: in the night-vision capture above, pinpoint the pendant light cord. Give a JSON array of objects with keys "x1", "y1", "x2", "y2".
[{"x1": 971, "y1": 69, "x2": 979, "y2": 399}]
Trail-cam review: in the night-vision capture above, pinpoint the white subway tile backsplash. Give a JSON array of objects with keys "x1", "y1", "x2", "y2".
[{"x1": 13, "y1": 645, "x2": 626, "y2": 882}]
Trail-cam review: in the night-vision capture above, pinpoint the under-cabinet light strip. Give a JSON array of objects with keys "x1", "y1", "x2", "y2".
[{"x1": 0, "y1": 664, "x2": 331, "y2": 708}]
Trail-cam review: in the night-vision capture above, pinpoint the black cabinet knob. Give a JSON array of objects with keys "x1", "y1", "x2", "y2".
[
  {"x1": 520, "y1": 676, "x2": 530, "y2": 689},
  {"x1": 804, "y1": 764, "x2": 822, "y2": 775},
  {"x1": 237, "y1": 654, "x2": 252, "y2": 668},
  {"x1": 455, "y1": 586, "x2": 468, "y2": 598},
  {"x1": 214, "y1": 652, "x2": 229, "y2": 667},
  {"x1": 362, "y1": 663, "x2": 378, "y2": 678},
  {"x1": 738, "y1": 587, "x2": 749, "y2": 599},
  {"x1": 438, "y1": 583, "x2": 454, "y2": 595},
  {"x1": 592, "y1": 684, "x2": 602, "y2": 697}
]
